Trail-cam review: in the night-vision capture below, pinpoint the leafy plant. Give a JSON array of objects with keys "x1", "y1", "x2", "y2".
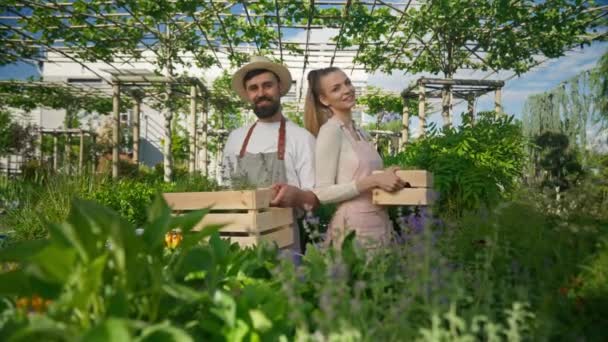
[
  {"x1": 0, "y1": 195, "x2": 292, "y2": 341},
  {"x1": 385, "y1": 112, "x2": 526, "y2": 216}
]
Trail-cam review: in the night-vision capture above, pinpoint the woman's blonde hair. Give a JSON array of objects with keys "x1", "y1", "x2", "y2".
[{"x1": 303, "y1": 67, "x2": 340, "y2": 137}]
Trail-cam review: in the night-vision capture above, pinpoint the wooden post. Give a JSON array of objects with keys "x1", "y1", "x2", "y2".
[
  {"x1": 200, "y1": 99, "x2": 208, "y2": 177},
  {"x1": 162, "y1": 94, "x2": 173, "y2": 183},
  {"x1": 467, "y1": 95, "x2": 475, "y2": 125},
  {"x1": 495, "y1": 87, "x2": 502, "y2": 116},
  {"x1": 188, "y1": 85, "x2": 197, "y2": 174},
  {"x1": 112, "y1": 83, "x2": 120, "y2": 179},
  {"x1": 78, "y1": 129, "x2": 84, "y2": 174},
  {"x1": 53, "y1": 132, "x2": 58, "y2": 172},
  {"x1": 418, "y1": 83, "x2": 426, "y2": 138},
  {"x1": 37, "y1": 129, "x2": 43, "y2": 161},
  {"x1": 400, "y1": 99, "x2": 410, "y2": 151},
  {"x1": 132, "y1": 96, "x2": 141, "y2": 166},
  {"x1": 65, "y1": 133, "x2": 71, "y2": 175},
  {"x1": 91, "y1": 134, "x2": 97, "y2": 174},
  {"x1": 441, "y1": 85, "x2": 451, "y2": 128},
  {"x1": 6, "y1": 155, "x2": 11, "y2": 177}
]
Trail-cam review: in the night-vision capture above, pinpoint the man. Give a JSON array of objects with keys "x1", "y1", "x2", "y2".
[{"x1": 222, "y1": 56, "x2": 319, "y2": 255}]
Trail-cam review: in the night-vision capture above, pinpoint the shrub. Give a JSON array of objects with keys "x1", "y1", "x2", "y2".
[{"x1": 385, "y1": 112, "x2": 526, "y2": 217}]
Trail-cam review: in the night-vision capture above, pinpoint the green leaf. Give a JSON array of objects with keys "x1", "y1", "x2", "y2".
[
  {"x1": 7, "y1": 315, "x2": 70, "y2": 342},
  {"x1": 162, "y1": 282, "x2": 206, "y2": 303},
  {"x1": 79, "y1": 318, "x2": 131, "y2": 342},
  {"x1": 249, "y1": 309, "x2": 273, "y2": 333},
  {"x1": 179, "y1": 224, "x2": 224, "y2": 251},
  {"x1": 0, "y1": 239, "x2": 49, "y2": 262},
  {"x1": 142, "y1": 194, "x2": 172, "y2": 250},
  {"x1": 136, "y1": 322, "x2": 194, "y2": 342},
  {"x1": 28, "y1": 244, "x2": 77, "y2": 283},
  {"x1": 169, "y1": 208, "x2": 210, "y2": 234},
  {"x1": 211, "y1": 290, "x2": 237, "y2": 328}
]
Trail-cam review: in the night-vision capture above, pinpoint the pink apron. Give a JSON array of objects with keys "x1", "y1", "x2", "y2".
[{"x1": 327, "y1": 126, "x2": 393, "y2": 249}]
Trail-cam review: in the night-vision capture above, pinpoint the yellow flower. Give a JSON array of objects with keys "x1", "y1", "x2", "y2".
[
  {"x1": 165, "y1": 230, "x2": 183, "y2": 249},
  {"x1": 30, "y1": 294, "x2": 44, "y2": 313},
  {"x1": 15, "y1": 297, "x2": 29, "y2": 310},
  {"x1": 15, "y1": 294, "x2": 51, "y2": 313}
]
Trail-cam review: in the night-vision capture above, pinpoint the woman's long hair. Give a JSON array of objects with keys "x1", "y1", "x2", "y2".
[{"x1": 303, "y1": 67, "x2": 340, "y2": 137}]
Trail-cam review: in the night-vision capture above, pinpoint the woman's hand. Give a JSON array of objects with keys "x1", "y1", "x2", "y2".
[
  {"x1": 372, "y1": 166, "x2": 407, "y2": 192},
  {"x1": 356, "y1": 166, "x2": 407, "y2": 193}
]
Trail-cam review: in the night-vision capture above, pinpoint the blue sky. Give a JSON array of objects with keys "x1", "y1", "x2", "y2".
[{"x1": 368, "y1": 40, "x2": 608, "y2": 127}]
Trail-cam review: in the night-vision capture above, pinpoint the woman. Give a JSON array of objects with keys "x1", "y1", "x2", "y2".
[{"x1": 304, "y1": 67, "x2": 406, "y2": 248}]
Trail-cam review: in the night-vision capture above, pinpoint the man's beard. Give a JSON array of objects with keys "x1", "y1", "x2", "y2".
[{"x1": 252, "y1": 96, "x2": 280, "y2": 119}]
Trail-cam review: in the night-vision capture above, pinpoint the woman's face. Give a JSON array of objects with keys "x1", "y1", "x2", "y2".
[{"x1": 318, "y1": 70, "x2": 356, "y2": 113}]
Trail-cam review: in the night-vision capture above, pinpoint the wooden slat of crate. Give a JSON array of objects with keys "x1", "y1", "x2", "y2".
[
  {"x1": 223, "y1": 225, "x2": 294, "y2": 248},
  {"x1": 192, "y1": 208, "x2": 293, "y2": 233},
  {"x1": 163, "y1": 189, "x2": 272, "y2": 210},
  {"x1": 373, "y1": 188, "x2": 434, "y2": 206},
  {"x1": 373, "y1": 170, "x2": 433, "y2": 188}
]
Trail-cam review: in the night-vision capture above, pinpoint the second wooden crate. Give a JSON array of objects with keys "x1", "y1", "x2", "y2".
[
  {"x1": 372, "y1": 170, "x2": 435, "y2": 206},
  {"x1": 163, "y1": 189, "x2": 294, "y2": 248}
]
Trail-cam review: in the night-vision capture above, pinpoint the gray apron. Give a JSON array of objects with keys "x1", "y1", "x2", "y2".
[
  {"x1": 235, "y1": 117, "x2": 301, "y2": 256},
  {"x1": 235, "y1": 116, "x2": 288, "y2": 187}
]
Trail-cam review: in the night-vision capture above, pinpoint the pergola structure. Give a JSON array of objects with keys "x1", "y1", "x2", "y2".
[
  {"x1": 40, "y1": 128, "x2": 96, "y2": 174},
  {"x1": 104, "y1": 70, "x2": 209, "y2": 179},
  {"x1": 1, "y1": 1, "x2": 605, "y2": 178},
  {"x1": 400, "y1": 77, "x2": 505, "y2": 146}
]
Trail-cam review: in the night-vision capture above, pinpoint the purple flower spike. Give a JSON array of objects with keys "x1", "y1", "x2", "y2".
[{"x1": 407, "y1": 213, "x2": 425, "y2": 234}]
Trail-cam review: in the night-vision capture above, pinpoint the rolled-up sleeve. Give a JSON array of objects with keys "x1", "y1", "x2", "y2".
[{"x1": 313, "y1": 123, "x2": 359, "y2": 204}]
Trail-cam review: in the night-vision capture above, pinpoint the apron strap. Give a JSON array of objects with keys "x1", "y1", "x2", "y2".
[
  {"x1": 238, "y1": 116, "x2": 287, "y2": 160},
  {"x1": 277, "y1": 116, "x2": 286, "y2": 160},
  {"x1": 239, "y1": 121, "x2": 258, "y2": 158}
]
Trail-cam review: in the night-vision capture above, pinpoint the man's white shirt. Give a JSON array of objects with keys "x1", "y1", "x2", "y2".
[{"x1": 221, "y1": 118, "x2": 316, "y2": 190}]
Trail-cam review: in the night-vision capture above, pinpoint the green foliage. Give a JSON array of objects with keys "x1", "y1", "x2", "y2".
[
  {"x1": 0, "y1": 110, "x2": 36, "y2": 157},
  {"x1": 447, "y1": 197, "x2": 607, "y2": 340},
  {"x1": 357, "y1": 87, "x2": 405, "y2": 116},
  {"x1": 418, "y1": 302, "x2": 535, "y2": 342},
  {"x1": 1, "y1": 177, "x2": 607, "y2": 340},
  {"x1": 533, "y1": 131, "x2": 584, "y2": 191},
  {"x1": 208, "y1": 71, "x2": 245, "y2": 131},
  {"x1": 0, "y1": 83, "x2": 112, "y2": 114},
  {"x1": 0, "y1": 174, "x2": 219, "y2": 241},
  {"x1": 340, "y1": 0, "x2": 600, "y2": 77},
  {"x1": 385, "y1": 112, "x2": 526, "y2": 216},
  {"x1": 522, "y1": 53, "x2": 607, "y2": 155},
  {"x1": 0, "y1": 196, "x2": 291, "y2": 340}
]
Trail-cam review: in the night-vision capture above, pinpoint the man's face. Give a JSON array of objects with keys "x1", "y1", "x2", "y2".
[{"x1": 244, "y1": 71, "x2": 281, "y2": 119}]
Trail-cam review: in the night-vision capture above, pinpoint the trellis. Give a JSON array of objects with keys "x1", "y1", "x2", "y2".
[
  {"x1": 1, "y1": 1, "x2": 605, "y2": 180},
  {"x1": 40, "y1": 128, "x2": 96, "y2": 174},
  {"x1": 401, "y1": 77, "x2": 505, "y2": 142},
  {"x1": 104, "y1": 70, "x2": 209, "y2": 179}
]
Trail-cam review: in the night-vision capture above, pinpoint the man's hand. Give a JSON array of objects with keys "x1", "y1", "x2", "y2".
[
  {"x1": 270, "y1": 183, "x2": 319, "y2": 210},
  {"x1": 270, "y1": 183, "x2": 301, "y2": 207}
]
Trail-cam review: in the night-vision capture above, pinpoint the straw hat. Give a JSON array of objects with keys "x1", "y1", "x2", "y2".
[{"x1": 231, "y1": 56, "x2": 292, "y2": 102}]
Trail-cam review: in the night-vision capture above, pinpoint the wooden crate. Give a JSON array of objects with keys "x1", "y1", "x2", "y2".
[
  {"x1": 372, "y1": 170, "x2": 435, "y2": 206},
  {"x1": 163, "y1": 189, "x2": 294, "y2": 248}
]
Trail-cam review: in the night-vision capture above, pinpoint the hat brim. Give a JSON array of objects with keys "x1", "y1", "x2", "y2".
[{"x1": 231, "y1": 61, "x2": 292, "y2": 102}]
